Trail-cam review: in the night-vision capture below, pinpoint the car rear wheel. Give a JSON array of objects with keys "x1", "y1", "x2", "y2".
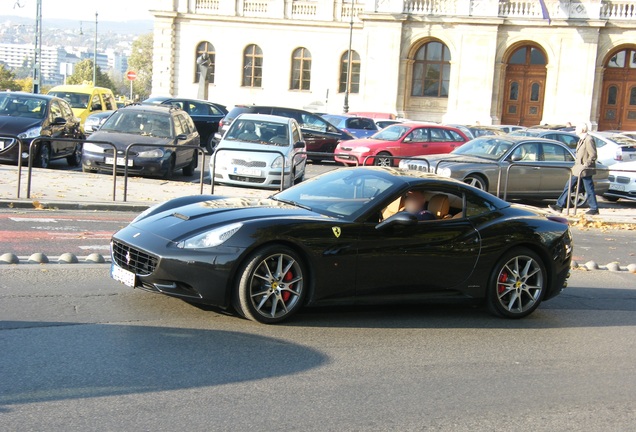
[
  {"x1": 37, "y1": 143, "x2": 51, "y2": 168},
  {"x1": 205, "y1": 135, "x2": 216, "y2": 155},
  {"x1": 464, "y1": 175, "x2": 487, "y2": 191},
  {"x1": 374, "y1": 152, "x2": 393, "y2": 167},
  {"x1": 234, "y1": 245, "x2": 306, "y2": 324},
  {"x1": 487, "y1": 247, "x2": 546, "y2": 319},
  {"x1": 67, "y1": 144, "x2": 82, "y2": 167},
  {"x1": 568, "y1": 190, "x2": 588, "y2": 208}
]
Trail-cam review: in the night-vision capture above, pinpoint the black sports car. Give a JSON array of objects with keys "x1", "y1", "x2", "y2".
[{"x1": 110, "y1": 167, "x2": 573, "y2": 323}]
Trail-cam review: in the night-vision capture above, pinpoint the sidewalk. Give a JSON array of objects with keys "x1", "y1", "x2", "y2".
[{"x1": 0, "y1": 164, "x2": 634, "y2": 225}]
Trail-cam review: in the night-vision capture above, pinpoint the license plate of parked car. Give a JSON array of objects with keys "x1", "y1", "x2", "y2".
[
  {"x1": 611, "y1": 184, "x2": 626, "y2": 191},
  {"x1": 233, "y1": 167, "x2": 261, "y2": 176},
  {"x1": 105, "y1": 157, "x2": 134, "y2": 167},
  {"x1": 0, "y1": 140, "x2": 6, "y2": 150},
  {"x1": 111, "y1": 263, "x2": 136, "y2": 287}
]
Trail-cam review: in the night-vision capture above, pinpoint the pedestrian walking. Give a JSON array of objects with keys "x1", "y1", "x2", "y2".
[{"x1": 549, "y1": 122, "x2": 599, "y2": 215}]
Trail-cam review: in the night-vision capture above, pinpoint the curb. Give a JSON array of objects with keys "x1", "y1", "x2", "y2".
[
  {"x1": 0, "y1": 252, "x2": 111, "y2": 265},
  {"x1": 0, "y1": 198, "x2": 150, "y2": 213}
]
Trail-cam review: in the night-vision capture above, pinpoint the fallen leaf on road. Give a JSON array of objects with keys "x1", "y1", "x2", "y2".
[{"x1": 32, "y1": 200, "x2": 44, "y2": 210}]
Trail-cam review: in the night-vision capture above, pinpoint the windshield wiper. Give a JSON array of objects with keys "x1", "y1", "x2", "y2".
[{"x1": 271, "y1": 196, "x2": 312, "y2": 211}]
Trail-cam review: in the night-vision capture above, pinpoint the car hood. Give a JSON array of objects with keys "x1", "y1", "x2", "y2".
[
  {"x1": 88, "y1": 130, "x2": 172, "y2": 149},
  {"x1": 131, "y1": 197, "x2": 325, "y2": 241},
  {"x1": 0, "y1": 115, "x2": 42, "y2": 135},
  {"x1": 406, "y1": 153, "x2": 494, "y2": 165},
  {"x1": 608, "y1": 160, "x2": 636, "y2": 171}
]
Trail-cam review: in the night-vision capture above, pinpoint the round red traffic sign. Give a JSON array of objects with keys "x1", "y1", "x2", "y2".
[{"x1": 126, "y1": 71, "x2": 137, "y2": 81}]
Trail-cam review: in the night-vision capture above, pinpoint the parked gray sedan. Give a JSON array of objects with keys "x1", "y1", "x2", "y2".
[{"x1": 399, "y1": 136, "x2": 610, "y2": 206}]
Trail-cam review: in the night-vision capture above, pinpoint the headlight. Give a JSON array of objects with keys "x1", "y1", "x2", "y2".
[
  {"x1": 137, "y1": 149, "x2": 165, "y2": 158},
  {"x1": 176, "y1": 222, "x2": 243, "y2": 249},
  {"x1": 271, "y1": 156, "x2": 290, "y2": 169},
  {"x1": 352, "y1": 146, "x2": 370, "y2": 153},
  {"x1": 83, "y1": 143, "x2": 106, "y2": 153},
  {"x1": 438, "y1": 167, "x2": 452, "y2": 177},
  {"x1": 18, "y1": 126, "x2": 42, "y2": 139}
]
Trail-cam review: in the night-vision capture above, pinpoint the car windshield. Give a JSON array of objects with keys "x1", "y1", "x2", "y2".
[
  {"x1": 452, "y1": 137, "x2": 514, "y2": 160},
  {"x1": 607, "y1": 135, "x2": 636, "y2": 147},
  {"x1": 100, "y1": 111, "x2": 172, "y2": 138},
  {"x1": 225, "y1": 119, "x2": 290, "y2": 146},
  {"x1": 0, "y1": 95, "x2": 47, "y2": 119},
  {"x1": 48, "y1": 91, "x2": 90, "y2": 109},
  {"x1": 322, "y1": 115, "x2": 344, "y2": 127},
  {"x1": 274, "y1": 169, "x2": 396, "y2": 219},
  {"x1": 371, "y1": 124, "x2": 411, "y2": 141}
]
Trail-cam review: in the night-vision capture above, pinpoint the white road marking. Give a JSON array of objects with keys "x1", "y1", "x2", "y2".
[
  {"x1": 10, "y1": 217, "x2": 58, "y2": 223},
  {"x1": 78, "y1": 245, "x2": 111, "y2": 250}
]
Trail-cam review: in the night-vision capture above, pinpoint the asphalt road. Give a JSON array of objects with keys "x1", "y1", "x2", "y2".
[{"x1": 1, "y1": 267, "x2": 635, "y2": 431}]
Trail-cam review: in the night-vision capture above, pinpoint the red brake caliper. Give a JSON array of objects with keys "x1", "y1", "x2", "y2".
[
  {"x1": 498, "y1": 272, "x2": 508, "y2": 294},
  {"x1": 282, "y1": 271, "x2": 293, "y2": 302}
]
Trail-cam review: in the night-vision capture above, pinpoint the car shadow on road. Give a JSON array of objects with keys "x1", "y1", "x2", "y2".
[
  {"x1": 280, "y1": 287, "x2": 636, "y2": 329},
  {"x1": 0, "y1": 323, "x2": 327, "y2": 411}
]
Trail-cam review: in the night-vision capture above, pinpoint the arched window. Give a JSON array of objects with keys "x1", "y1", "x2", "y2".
[
  {"x1": 411, "y1": 41, "x2": 450, "y2": 98},
  {"x1": 339, "y1": 50, "x2": 360, "y2": 93},
  {"x1": 194, "y1": 41, "x2": 215, "y2": 83},
  {"x1": 243, "y1": 44, "x2": 263, "y2": 88},
  {"x1": 290, "y1": 48, "x2": 311, "y2": 91}
]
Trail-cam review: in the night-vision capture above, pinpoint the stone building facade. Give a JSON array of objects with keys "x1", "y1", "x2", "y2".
[{"x1": 150, "y1": 0, "x2": 636, "y2": 130}]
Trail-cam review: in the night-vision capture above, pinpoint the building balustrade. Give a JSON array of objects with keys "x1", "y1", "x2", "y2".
[{"x1": 181, "y1": 0, "x2": 636, "y2": 20}]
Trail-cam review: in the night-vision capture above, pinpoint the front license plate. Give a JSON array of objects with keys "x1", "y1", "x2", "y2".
[
  {"x1": 611, "y1": 184, "x2": 626, "y2": 192},
  {"x1": 105, "y1": 156, "x2": 133, "y2": 167},
  {"x1": 111, "y1": 263, "x2": 136, "y2": 287},
  {"x1": 233, "y1": 167, "x2": 261, "y2": 176},
  {"x1": 0, "y1": 140, "x2": 5, "y2": 150}
]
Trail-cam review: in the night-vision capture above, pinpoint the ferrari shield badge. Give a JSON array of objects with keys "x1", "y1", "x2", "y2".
[{"x1": 332, "y1": 227, "x2": 342, "y2": 238}]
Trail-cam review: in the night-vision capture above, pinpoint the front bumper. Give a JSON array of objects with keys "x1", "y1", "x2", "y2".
[{"x1": 82, "y1": 151, "x2": 170, "y2": 176}]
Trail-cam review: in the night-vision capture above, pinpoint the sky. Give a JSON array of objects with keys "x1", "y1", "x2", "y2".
[{"x1": 1, "y1": 0, "x2": 154, "y2": 22}]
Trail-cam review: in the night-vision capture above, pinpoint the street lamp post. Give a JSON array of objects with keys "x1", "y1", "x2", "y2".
[
  {"x1": 93, "y1": 12, "x2": 98, "y2": 86},
  {"x1": 32, "y1": 0, "x2": 42, "y2": 93},
  {"x1": 343, "y1": 0, "x2": 354, "y2": 113}
]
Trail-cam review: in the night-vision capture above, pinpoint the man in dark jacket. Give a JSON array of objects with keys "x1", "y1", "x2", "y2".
[{"x1": 549, "y1": 122, "x2": 599, "y2": 215}]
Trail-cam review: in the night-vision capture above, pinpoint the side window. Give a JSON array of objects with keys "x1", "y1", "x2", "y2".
[
  {"x1": 208, "y1": 104, "x2": 223, "y2": 115},
  {"x1": 557, "y1": 134, "x2": 577, "y2": 148},
  {"x1": 406, "y1": 128, "x2": 428, "y2": 143},
  {"x1": 430, "y1": 127, "x2": 447, "y2": 141},
  {"x1": 185, "y1": 115, "x2": 197, "y2": 133},
  {"x1": 59, "y1": 100, "x2": 74, "y2": 119},
  {"x1": 91, "y1": 94, "x2": 102, "y2": 110},
  {"x1": 542, "y1": 143, "x2": 574, "y2": 162},
  {"x1": 292, "y1": 122, "x2": 302, "y2": 143},
  {"x1": 511, "y1": 143, "x2": 539, "y2": 161},
  {"x1": 592, "y1": 136, "x2": 606, "y2": 148},
  {"x1": 465, "y1": 193, "x2": 497, "y2": 217},
  {"x1": 49, "y1": 101, "x2": 62, "y2": 120},
  {"x1": 445, "y1": 129, "x2": 464, "y2": 142},
  {"x1": 173, "y1": 115, "x2": 186, "y2": 136},
  {"x1": 104, "y1": 95, "x2": 116, "y2": 111},
  {"x1": 187, "y1": 102, "x2": 206, "y2": 116},
  {"x1": 358, "y1": 118, "x2": 376, "y2": 130},
  {"x1": 300, "y1": 113, "x2": 328, "y2": 132}
]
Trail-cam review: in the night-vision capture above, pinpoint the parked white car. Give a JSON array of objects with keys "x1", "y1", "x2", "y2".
[
  {"x1": 604, "y1": 160, "x2": 636, "y2": 202},
  {"x1": 588, "y1": 131, "x2": 636, "y2": 166},
  {"x1": 209, "y1": 113, "x2": 306, "y2": 189}
]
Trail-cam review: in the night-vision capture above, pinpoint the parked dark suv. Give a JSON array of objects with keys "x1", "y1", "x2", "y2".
[
  {"x1": 219, "y1": 105, "x2": 354, "y2": 160},
  {"x1": 143, "y1": 96, "x2": 227, "y2": 154},
  {"x1": 0, "y1": 91, "x2": 84, "y2": 168},
  {"x1": 82, "y1": 104, "x2": 200, "y2": 178}
]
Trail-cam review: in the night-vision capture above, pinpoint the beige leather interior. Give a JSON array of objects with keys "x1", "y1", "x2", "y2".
[{"x1": 427, "y1": 194, "x2": 450, "y2": 219}]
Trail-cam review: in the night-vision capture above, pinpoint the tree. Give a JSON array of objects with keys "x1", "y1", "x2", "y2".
[
  {"x1": 67, "y1": 59, "x2": 114, "y2": 90},
  {"x1": 0, "y1": 65, "x2": 21, "y2": 91},
  {"x1": 127, "y1": 33, "x2": 153, "y2": 100}
]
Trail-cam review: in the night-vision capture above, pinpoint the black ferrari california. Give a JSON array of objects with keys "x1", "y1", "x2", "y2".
[{"x1": 110, "y1": 167, "x2": 572, "y2": 323}]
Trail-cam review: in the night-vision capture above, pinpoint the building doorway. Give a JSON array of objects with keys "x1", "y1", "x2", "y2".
[
  {"x1": 501, "y1": 45, "x2": 547, "y2": 127},
  {"x1": 598, "y1": 47, "x2": 636, "y2": 131}
]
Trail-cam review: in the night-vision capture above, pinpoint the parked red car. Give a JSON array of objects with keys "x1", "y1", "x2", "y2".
[{"x1": 334, "y1": 123, "x2": 469, "y2": 166}]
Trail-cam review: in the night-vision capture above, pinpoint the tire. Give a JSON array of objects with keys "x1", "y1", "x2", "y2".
[
  {"x1": 487, "y1": 247, "x2": 546, "y2": 319},
  {"x1": 205, "y1": 135, "x2": 216, "y2": 155},
  {"x1": 163, "y1": 155, "x2": 175, "y2": 179},
  {"x1": 36, "y1": 143, "x2": 51, "y2": 168},
  {"x1": 67, "y1": 144, "x2": 82, "y2": 167},
  {"x1": 464, "y1": 175, "x2": 487, "y2": 191},
  {"x1": 182, "y1": 151, "x2": 197, "y2": 176},
  {"x1": 568, "y1": 190, "x2": 588, "y2": 208},
  {"x1": 294, "y1": 170, "x2": 305, "y2": 185},
  {"x1": 374, "y1": 152, "x2": 393, "y2": 167},
  {"x1": 233, "y1": 245, "x2": 307, "y2": 324}
]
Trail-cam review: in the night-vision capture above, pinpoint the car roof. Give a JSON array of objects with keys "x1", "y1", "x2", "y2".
[
  {"x1": 236, "y1": 113, "x2": 293, "y2": 123},
  {"x1": 1, "y1": 91, "x2": 56, "y2": 101},
  {"x1": 118, "y1": 104, "x2": 177, "y2": 114}
]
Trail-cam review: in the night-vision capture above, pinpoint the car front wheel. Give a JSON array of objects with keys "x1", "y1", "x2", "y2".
[
  {"x1": 37, "y1": 143, "x2": 51, "y2": 168},
  {"x1": 374, "y1": 152, "x2": 393, "y2": 167},
  {"x1": 487, "y1": 247, "x2": 546, "y2": 319},
  {"x1": 234, "y1": 245, "x2": 306, "y2": 324},
  {"x1": 464, "y1": 175, "x2": 487, "y2": 190},
  {"x1": 67, "y1": 144, "x2": 82, "y2": 167}
]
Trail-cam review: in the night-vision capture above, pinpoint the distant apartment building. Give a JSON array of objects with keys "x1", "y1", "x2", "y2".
[
  {"x1": 0, "y1": 43, "x2": 66, "y2": 84},
  {"x1": 150, "y1": 0, "x2": 636, "y2": 130}
]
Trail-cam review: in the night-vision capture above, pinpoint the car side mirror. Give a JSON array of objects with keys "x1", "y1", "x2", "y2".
[
  {"x1": 52, "y1": 116, "x2": 67, "y2": 125},
  {"x1": 403, "y1": 136, "x2": 412, "y2": 143},
  {"x1": 176, "y1": 134, "x2": 188, "y2": 140},
  {"x1": 375, "y1": 211, "x2": 417, "y2": 230},
  {"x1": 510, "y1": 154, "x2": 523, "y2": 162},
  {"x1": 293, "y1": 141, "x2": 305, "y2": 149}
]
